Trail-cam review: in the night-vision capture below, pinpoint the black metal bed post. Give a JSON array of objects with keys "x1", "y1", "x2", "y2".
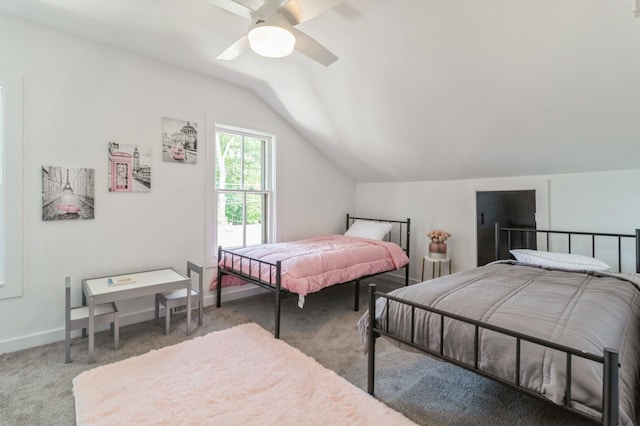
[
  {"x1": 405, "y1": 218, "x2": 411, "y2": 286},
  {"x1": 274, "y1": 260, "x2": 282, "y2": 339},
  {"x1": 602, "y1": 348, "x2": 620, "y2": 426},
  {"x1": 216, "y1": 246, "x2": 223, "y2": 308},
  {"x1": 404, "y1": 265, "x2": 410, "y2": 286},
  {"x1": 367, "y1": 283, "x2": 377, "y2": 395},
  {"x1": 347, "y1": 214, "x2": 361, "y2": 311},
  {"x1": 494, "y1": 223, "x2": 501, "y2": 260}
]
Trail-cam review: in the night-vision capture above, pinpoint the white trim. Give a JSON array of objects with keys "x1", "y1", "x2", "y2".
[
  {"x1": 0, "y1": 73, "x2": 23, "y2": 299},
  {"x1": 0, "y1": 283, "x2": 266, "y2": 354},
  {"x1": 466, "y1": 177, "x2": 550, "y2": 268},
  {"x1": 205, "y1": 117, "x2": 216, "y2": 268},
  {"x1": 633, "y1": 0, "x2": 640, "y2": 18}
]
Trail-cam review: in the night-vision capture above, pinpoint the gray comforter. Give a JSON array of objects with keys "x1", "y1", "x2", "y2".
[{"x1": 358, "y1": 262, "x2": 640, "y2": 425}]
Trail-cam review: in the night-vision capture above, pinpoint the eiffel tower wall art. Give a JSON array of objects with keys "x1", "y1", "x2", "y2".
[{"x1": 41, "y1": 166, "x2": 95, "y2": 221}]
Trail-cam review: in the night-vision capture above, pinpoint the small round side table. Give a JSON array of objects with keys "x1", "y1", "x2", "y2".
[{"x1": 421, "y1": 256, "x2": 452, "y2": 281}]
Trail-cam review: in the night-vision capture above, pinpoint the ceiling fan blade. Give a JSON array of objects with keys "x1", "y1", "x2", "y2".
[
  {"x1": 216, "y1": 34, "x2": 250, "y2": 61},
  {"x1": 208, "y1": 0, "x2": 261, "y2": 19},
  {"x1": 292, "y1": 28, "x2": 337, "y2": 66},
  {"x1": 278, "y1": 0, "x2": 346, "y2": 25}
]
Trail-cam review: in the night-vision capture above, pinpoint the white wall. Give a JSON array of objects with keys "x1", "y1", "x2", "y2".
[
  {"x1": 356, "y1": 169, "x2": 640, "y2": 282},
  {"x1": 0, "y1": 15, "x2": 355, "y2": 353}
]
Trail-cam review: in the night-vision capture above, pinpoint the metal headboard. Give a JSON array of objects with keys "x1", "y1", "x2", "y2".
[
  {"x1": 494, "y1": 223, "x2": 640, "y2": 273},
  {"x1": 346, "y1": 213, "x2": 411, "y2": 258}
]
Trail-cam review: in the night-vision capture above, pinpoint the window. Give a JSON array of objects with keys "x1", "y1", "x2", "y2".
[
  {"x1": 0, "y1": 73, "x2": 24, "y2": 299},
  {"x1": 0, "y1": 84, "x2": 3, "y2": 285},
  {"x1": 214, "y1": 126, "x2": 274, "y2": 248},
  {"x1": 0, "y1": 83, "x2": 5, "y2": 286}
]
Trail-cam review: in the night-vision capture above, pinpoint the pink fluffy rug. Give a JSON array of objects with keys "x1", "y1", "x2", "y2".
[{"x1": 73, "y1": 323, "x2": 415, "y2": 425}]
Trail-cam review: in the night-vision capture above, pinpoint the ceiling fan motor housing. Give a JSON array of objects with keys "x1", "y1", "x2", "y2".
[{"x1": 248, "y1": 5, "x2": 296, "y2": 57}]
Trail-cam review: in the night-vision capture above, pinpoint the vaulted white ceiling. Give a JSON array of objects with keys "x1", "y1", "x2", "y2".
[{"x1": 2, "y1": 0, "x2": 640, "y2": 182}]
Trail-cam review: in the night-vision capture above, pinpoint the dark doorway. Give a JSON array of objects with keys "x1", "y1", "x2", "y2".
[{"x1": 476, "y1": 190, "x2": 537, "y2": 266}]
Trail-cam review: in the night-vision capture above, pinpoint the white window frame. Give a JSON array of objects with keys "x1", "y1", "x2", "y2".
[
  {"x1": 206, "y1": 118, "x2": 276, "y2": 266},
  {"x1": 0, "y1": 73, "x2": 24, "y2": 299}
]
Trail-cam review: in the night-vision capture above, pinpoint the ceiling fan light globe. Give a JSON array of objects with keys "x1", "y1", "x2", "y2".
[{"x1": 248, "y1": 25, "x2": 296, "y2": 58}]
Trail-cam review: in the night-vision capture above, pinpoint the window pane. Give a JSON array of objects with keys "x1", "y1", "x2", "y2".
[
  {"x1": 245, "y1": 193, "x2": 264, "y2": 245},
  {"x1": 213, "y1": 125, "x2": 272, "y2": 254},
  {"x1": 0, "y1": 86, "x2": 3, "y2": 187},
  {"x1": 0, "y1": 86, "x2": 4, "y2": 283},
  {"x1": 0, "y1": 74, "x2": 23, "y2": 298},
  {"x1": 244, "y1": 137, "x2": 264, "y2": 191},
  {"x1": 217, "y1": 192, "x2": 244, "y2": 247},
  {"x1": 215, "y1": 133, "x2": 242, "y2": 190}
]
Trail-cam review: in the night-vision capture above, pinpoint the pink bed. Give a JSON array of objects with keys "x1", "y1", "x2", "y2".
[
  {"x1": 215, "y1": 215, "x2": 411, "y2": 337},
  {"x1": 213, "y1": 235, "x2": 408, "y2": 297}
]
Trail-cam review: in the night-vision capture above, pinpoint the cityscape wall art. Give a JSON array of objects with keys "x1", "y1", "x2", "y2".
[
  {"x1": 162, "y1": 117, "x2": 198, "y2": 164},
  {"x1": 108, "y1": 141, "x2": 151, "y2": 192}
]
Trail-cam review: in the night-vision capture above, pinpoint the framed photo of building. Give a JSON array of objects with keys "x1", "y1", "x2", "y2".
[
  {"x1": 108, "y1": 142, "x2": 151, "y2": 192},
  {"x1": 42, "y1": 166, "x2": 95, "y2": 221},
  {"x1": 162, "y1": 117, "x2": 198, "y2": 164}
]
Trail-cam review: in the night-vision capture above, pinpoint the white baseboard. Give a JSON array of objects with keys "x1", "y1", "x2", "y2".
[
  {"x1": 0, "y1": 275, "x2": 413, "y2": 355},
  {"x1": 0, "y1": 285, "x2": 267, "y2": 355}
]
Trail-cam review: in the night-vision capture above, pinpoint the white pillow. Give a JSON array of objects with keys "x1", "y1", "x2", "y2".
[
  {"x1": 509, "y1": 249, "x2": 612, "y2": 273},
  {"x1": 344, "y1": 220, "x2": 393, "y2": 241}
]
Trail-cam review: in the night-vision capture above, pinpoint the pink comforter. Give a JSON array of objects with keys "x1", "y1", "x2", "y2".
[{"x1": 211, "y1": 235, "x2": 409, "y2": 297}]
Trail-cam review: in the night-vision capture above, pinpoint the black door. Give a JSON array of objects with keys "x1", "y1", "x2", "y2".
[{"x1": 476, "y1": 190, "x2": 537, "y2": 266}]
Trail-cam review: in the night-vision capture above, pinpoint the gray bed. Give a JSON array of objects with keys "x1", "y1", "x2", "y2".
[{"x1": 359, "y1": 226, "x2": 640, "y2": 425}]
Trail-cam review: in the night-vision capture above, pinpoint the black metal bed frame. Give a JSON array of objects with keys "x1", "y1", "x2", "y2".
[
  {"x1": 367, "y1": 224, "x2": 640, "y2": 425},
  {"x1": 495, "y1": 224, "x2": 640, "y2": 274},
  {"x1": 216, "y1": 213, "x2": 411, "y2": 338}
]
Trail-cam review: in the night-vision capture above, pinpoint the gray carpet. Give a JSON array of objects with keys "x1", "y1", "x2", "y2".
[{"x1": 0, "y1": 278, "x2": 593, "y2": 425}]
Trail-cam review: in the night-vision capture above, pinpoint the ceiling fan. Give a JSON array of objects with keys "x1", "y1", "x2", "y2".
[{"x1": 210, "y1": 0, "x2": 345, "y2": 66}]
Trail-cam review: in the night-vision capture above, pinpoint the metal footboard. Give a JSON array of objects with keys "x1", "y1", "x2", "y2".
[
  {"x1": 216, "y1": 245, "x2": 407, "y2": 338},
  {"x1": 367, "y1": 284, "x2": 620, "y2": 425},
  {"x1": 216, "y1": 246, "x2": 284, "y2": 337}
]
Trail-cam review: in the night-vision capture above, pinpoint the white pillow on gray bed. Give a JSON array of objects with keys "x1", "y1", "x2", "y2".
[
  {"x1": 344, "y1": 220, "x2": 393, "y2": 241},
  {"x1": 509, "y1": 249, "x2": 612, "y2": 273}
]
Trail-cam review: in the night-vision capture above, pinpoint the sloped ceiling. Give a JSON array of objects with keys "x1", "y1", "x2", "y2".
[{"x1": 2, "y1": 0, "x2": 640, "y2": 182}]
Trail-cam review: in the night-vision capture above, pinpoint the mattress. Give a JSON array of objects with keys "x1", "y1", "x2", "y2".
[
  {"x1": 215, "y1": 234, "x2": 409, "y2": 304},
  {"x1": 358, "y1": 262, "x2": 640, "y2": 424}
]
